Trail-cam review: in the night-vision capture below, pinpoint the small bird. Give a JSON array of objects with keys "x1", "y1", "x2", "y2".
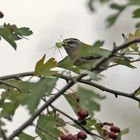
[{"x1": 62, "y1": 38, "x2": 125, "y2": 73}]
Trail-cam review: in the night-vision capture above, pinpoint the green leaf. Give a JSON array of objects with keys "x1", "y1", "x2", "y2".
[
  {"x1": 106, "y1": 13, "x2": 119, "y2": 27},
  {"x1": 77, "y1": 87, "x2": 105, "y2": 115},
  {"x1": 18, "y1": 132, "x2": 35, "y2": 140},
  {"x1": 34, "y1": 55, "x2": 58, "y2": 76},
  {"x1": 57, "y1": 56, "x2": 80, "y2": 73},
  {"x1": 36, "y1": 112, "x2": 64, "y2": 140},
  {"x1": 115, "y1": 58, "x2": 136, "y2": 68},
  {"x1": 0, "y1": 23, "x2": 32, "y2": 50},
  {"x1": 0, "y1": 26, "x2": 17, "y2": 49},
  {"x1": 129, "y1": 0, "x2": 140, "y2": 5},
  {"x1": 15, "y1": 27, "x2": 33, "y2": 36},
  {"x1": 64, "y1": 93, "x2": 80, "y2": 113},
  {"x1": 135, "y1": 29, "x2": 140, "y2": 38},
  {"x1": 116, "y1": 128, "x2": 129, "y2": 140},
  {"x1": 110, "y1": 3, "x2": 126, "y2": 11},
  {"x1": 21, "y1": 77, "x2": 58, "y2": 114},
  {"x1": 55, "y1": 42, "x2": 63, "y2": 48},
  {"x1": 133, "y1": 8, "x2": 140, "y2": 18},
  {"x1": 88, "y1": 0, "x2": 110, "y2": 12},
  {"x1": 0, "y1": 90, "x2": 24, "y2": 118},
  {"x1": 136, "y1": 22, "x2": 140, "y2": 28},
  {"x1": 78, "y1": 41, "x2": 110, "y2": 58},
  {"x1": 85, "y1": 118, "x2": 97, "y2": 131},
  {"x1": 133, "y1": 87, "x2": 140, "y2": 96},
  {"x1": 92, "y1": 40, "x2": 104, "y2": 48},
  {"x1": 95, "y1": 123, "x2": 104, "y2": 136}
]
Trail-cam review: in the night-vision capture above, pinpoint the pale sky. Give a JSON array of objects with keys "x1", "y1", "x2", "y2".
[{"x1": 0, "y1": 1, "x2": 140, "y2": 140}]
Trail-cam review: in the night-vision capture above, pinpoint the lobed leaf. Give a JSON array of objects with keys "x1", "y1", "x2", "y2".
[
  {"x1": 34, "y1": 55, "x2": 58, "y2": 76},
  {"x1": 133, "y1": 8, "x2": 140, "y2": 18},
  {"x1": 77, "y1": 87, "x2": 105, "y2": 115},
  {"x1": 21, "y1": 77, "x2": 58, "y2": 114},
  {"x1": 18, "y1": 132, "x2": 35, "y2": 140},
  {"x1": 36, "y1": 112, "x2": 64, "y2": 140}
]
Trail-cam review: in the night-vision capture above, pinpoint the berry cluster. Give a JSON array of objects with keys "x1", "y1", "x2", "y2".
[
  {"x1": 60, "y1": 130, "x2": 87, "y2": 140},
  {"x1": 102, "y1": 122, "x2": 120, "y2": 139}
]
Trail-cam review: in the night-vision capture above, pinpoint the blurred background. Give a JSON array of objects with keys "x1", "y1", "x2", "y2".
[{"x1": 0, "y1": 0, "x2": 140, "y2": 139}]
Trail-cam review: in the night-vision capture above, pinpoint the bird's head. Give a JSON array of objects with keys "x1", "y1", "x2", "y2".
[{"x1": 62, "y1": 38, "x2": 82, "y2": 55}]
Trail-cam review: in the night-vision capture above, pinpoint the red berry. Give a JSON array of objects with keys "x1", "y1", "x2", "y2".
[
  {"x1": 67, "y1": 134, "x2": 74, "y2": 140},
  {"x1": 110, "y1": 126, "x2": 120, "y2": 133},
  {"x1": 78, "y1": 131, "x2": 87, "y2": 139},
  {"x1": 0, "y1": 11, "x2": 4, "y2": 18},
  {"x1": 60, "y1": 134, "x2": 68, "y2": 140},
  {"x1": 77, "y1": 109, "x2": 88, "y2": 118},
  {"x1": 60, "y1": 134, "x2": 73, "y2": 140},
  {"x1": 73, "y1": 134, "x2": 79, "y2": 140},
  {"x1": 108, "y1": 131, "x2": 117, "y2": 139}
]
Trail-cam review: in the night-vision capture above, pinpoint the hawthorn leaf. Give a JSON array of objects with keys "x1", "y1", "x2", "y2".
[
  {"x1": 64, "y1": 93, "x2": 80, "y2": 113},
  {"x1": 77, "y1": 87, "x2": 105, "y2": 115},
  {"x1": 36, "y1": 113, "x2": 64, "y2": 140},
  {"x1": 58, "y1": 56, "x2": 80, "y2": 73},
  {"x1": 92, "y1": 40, "x2": 104, "y2": 48},
  {"x1": 127, "y1": 33, "x2": 138, "y2": 51},
  {"x1": 77, "y1": 40, "x2": 110, "y2": 58},
  {"x1": 85, "y1": 118, "x2": 97, "y2": 131},
  {"x1": 95, "y1": 123, "x2": 104, "y2": 136},
  {"x1": 21, "y1": 77, "x2": 57, "y2": 114},
  {"x1": 18, "y1": 132, "x2": 35, "y2": 140},
  {"x1": 34, "y1": 55, "x2": 58, "y2": 76},
  {"x1": 0, "y1": 90, "x2": 24, "y2": 118},
  {"x1": 15, "y1": 27, "x2": 33, "y2": 36},
  {"x1": 116, "y1": 128, "x2": 129, "y2": 140},
  {"x1": 106, "y1": 13, "x2": 119, "y2": 27},
  {"x1": 115, "y1": 58, "x2": 136, "y2": 68},
  {"x1": 133, "y1": 87, "x2": 140, "y2": 96},
  {"x1": 0, "y1": 23, "x2": 33, "y2": 50},
  {"x1": 135, "y1": 29, "x2": 140, "y2": 38},
  {"x1": 133, "y1": 8, "x2": 140, "y2": 18},
  {"x1": 110, "y1": 3, "x2": 126, "y2": 11},
  {"x1": 129, "y1": 0, "x2": 140, "y2": 5},
  {"x1": 136, "y1": 22, "x2": 140, "y2": 28},
  {"x1": 0, "y1": 26, "x2": 17, "y2": 49}
]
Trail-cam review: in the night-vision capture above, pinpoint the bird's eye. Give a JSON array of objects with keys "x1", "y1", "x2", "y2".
[{"x1": 68, "y1": 40, "x2": 75, "y2": 44}]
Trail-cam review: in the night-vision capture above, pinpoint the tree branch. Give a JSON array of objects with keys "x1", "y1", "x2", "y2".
[
  {"x1": 79, "y1": 79, "x2": 140, "y2": 102},
  {"x1": 91, "y1": 38, "x2": 140, "y2": 71},
  {"x1": 0, "y1": 71, "x2": 34, "y2": 81}
]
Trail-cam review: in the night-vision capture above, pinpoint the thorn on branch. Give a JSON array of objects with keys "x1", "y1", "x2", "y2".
[{"x1": 122, "y1": 33, "x2": 126, "y2": 39}]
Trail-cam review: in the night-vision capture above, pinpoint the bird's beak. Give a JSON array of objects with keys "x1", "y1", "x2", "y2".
[{"x1": 62, "y1": 41, "x2": 67, "y2": 48}]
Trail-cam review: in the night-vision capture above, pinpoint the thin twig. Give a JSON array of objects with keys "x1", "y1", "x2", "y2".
[
  {"x1": 79, "y1": 79, "x2": 140, "y2": 102},
  {"x1": 91, "y1": 38, "x2": 140, "y2": 72},
  {"x1": 0, "y1": 128, "x2": 7, "y2": 140},
  {"x1": 0, "y1": 71, "x2": 34, "y2": 81},
  {"x1": 0, "y1": 80, "x2": 22, "y2": 92}
]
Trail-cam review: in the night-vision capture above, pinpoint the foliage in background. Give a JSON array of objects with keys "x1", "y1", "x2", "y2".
[
  {"x1": 88, "y1": 0, "x2": 140, "y2": 27},
  {"x1": 0, "y1": 1, "x2": 140, "y2": 139}
]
